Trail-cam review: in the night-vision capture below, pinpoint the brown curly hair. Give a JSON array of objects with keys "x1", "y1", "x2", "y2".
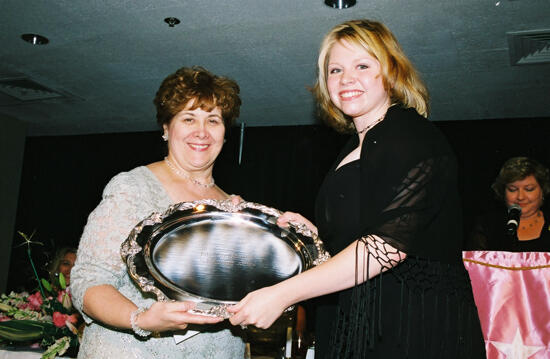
[
  {"x1": 492, "y1": 156, "x2": 550, "y2": 201},
  {"x1": 153, "y1": 66, "x2": 241, "y2": 128},
  {"x1": 313, "y1": 19, "x2": 429, "y2": 133}
]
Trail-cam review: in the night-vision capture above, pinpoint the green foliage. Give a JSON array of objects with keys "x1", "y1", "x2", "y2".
[
  {"x1": 41, "y1": 279, "x2": 52, "y2": 293},
  {"x1": 0, "y1": 231, "x2": 81, "y2": 358},
  {"x1": 58, "y1": 273, "x2": 67, "y2": 290},
  {"x1": 41, "y1": 336, "x2": 71, "y2": 359},
  {"x1": 0, "y1": 320, "x2": 53, "y2": 342}
]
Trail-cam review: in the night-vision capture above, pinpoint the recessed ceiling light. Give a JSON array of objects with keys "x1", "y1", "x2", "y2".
[
  {"x1": 325, "y1": 0, "x2": 356, "y2": 9},
  {"x1": 21, "y1": 33, "x2": 49, "y2": 45},
  {"x1": 164, "y1": 17, "x2": 181, "y2": 27}
]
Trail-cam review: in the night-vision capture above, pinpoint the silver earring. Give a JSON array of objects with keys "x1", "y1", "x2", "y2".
[
  {"x1": 223, "y1": 138, "x2": 227, "y2": 143},
  {"x1": 162, "y1": 133, "x2": 168, "y2": 141}
]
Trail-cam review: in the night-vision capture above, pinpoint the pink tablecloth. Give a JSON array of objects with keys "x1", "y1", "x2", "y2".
[{"x1": 463, "y1": 251, "x2": 550, "y2": 358}]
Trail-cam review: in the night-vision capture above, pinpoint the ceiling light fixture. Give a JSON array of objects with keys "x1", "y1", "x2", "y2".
[
  {"x1": 325, "y1": 0, "x2": 356, "y2": 9},
  {"x1": 164, "y1": 17, "x2": 181, "y2": 27},
  {"x1": 21, "y1": 34, "x2": 49, "y2": 45}
]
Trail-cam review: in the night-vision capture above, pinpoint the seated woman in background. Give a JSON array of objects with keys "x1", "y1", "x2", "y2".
[
  {"x1": 48, "y1": 247, "x2": 77, "y2": 287},
  {"x1": 470, "y1": 156, "x2": 550, "y2": 251}
]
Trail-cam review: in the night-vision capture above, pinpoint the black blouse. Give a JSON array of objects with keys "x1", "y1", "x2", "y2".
[
  {"x1": 313, "y1": 105, "x2": 484, "y2": 358},
  {"x1": 469, "y1": 207, "x2": 550, "y2": 252},
  {"x1": 317, "y1": 105, "x2": 462, "y2": 263},
  {"x1": 315, "y1": 160, "x2": 361, "y2": 254}
]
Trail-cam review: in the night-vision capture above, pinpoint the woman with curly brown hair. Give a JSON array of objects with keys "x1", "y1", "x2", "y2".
[
  {"x1": 470, "y1": 156, "x2": 550, "y2": 251},
  {"x1": 71, "y1": 66, "x2": 245, "y2": 358}
]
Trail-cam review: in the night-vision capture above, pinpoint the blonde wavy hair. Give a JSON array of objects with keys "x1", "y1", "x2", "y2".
[{"x1": 313, "y1": 19, "x2": 429, "y2": 133}]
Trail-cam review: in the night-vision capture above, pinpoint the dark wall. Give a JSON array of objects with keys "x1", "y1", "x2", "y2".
[
  {"x1": 8, "y1": 118, "x2": 550, "y2": 291},
  {"x1": 439, "y1": 117, "x2": 550, "y2": 231},
  {"x1": 8, "y1": 125, "x2": 347, "y2": 290},
  {"x1": 0, "y1": 116, "x2": 26, "y2": 293}
]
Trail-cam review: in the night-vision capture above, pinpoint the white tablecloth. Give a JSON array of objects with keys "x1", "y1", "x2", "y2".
[{"x1": 0, "y1": 348, "x2": 61, "y2": 359}]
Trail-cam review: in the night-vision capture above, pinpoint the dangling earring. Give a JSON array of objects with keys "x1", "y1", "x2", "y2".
[
  {"x1": 223, "y1": 138, "x2": 227, "y2": 144},
  {"x1": 162, "y1": 133, "x2": 168, "y2": 141}
]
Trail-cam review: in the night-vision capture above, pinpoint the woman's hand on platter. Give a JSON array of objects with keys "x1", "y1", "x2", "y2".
[
  {"x1": 137, "y1": 301, "x2": 223, "y2": 332},
  {"x1": 227, "y1": 285, "x2": 290, "y2": 329},
  {"x1": 277, "y1": 211, "x2": 318, "y2": 236}
]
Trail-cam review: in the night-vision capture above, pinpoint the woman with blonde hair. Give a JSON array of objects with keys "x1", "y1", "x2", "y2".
[
  {"x1": 230, "y1": 19, "x2": 484, "y2": 358},
  {"x1": 48, "y1": 247, "x2": 77, "y2": 287}
]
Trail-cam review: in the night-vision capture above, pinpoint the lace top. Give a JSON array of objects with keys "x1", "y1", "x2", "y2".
[{"x1": 71, "y1": 166, "x2": 245, "y2": 359}]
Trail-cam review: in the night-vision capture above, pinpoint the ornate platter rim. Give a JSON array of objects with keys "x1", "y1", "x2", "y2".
[{"x1": 120, "y1": 199, "x2": 330, "y2": 307}]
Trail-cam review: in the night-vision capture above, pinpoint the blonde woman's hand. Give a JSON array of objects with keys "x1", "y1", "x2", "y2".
[
  {"x1": 277, "y1": 211, "x2": 318, "y2": 236},
  {"x1": 227, "y1": 285, "x2": 290, "y2": 329}
]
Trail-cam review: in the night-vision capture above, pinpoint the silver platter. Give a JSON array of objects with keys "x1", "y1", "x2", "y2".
[{"x1": 121, "y1": 200, "x2": 329, "y2": 315}]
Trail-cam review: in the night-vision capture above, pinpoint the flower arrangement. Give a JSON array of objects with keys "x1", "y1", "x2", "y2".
[{"x1": 0, "y1": 231, "x2": 81, "y2": 359}]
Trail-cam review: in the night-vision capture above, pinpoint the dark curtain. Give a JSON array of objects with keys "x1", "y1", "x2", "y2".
[
  {"x1": 7, "y1": 125, "x2": 347, "y2": 291},
  {"x1": 439, "y1": 117, "x2": 550, "y2": 232},
  {"x1": 7, "y1": 118, "x2": 550, "y2": 291}
]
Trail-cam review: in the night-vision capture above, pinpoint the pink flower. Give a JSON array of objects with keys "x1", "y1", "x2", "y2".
[
  {"x1": 17, "y1": 302, "x2": 31, "y2": 310},
  {"x1": 52, "y1": 312, "x2": 68, "y2": 328},
  {"x1": 52, "y1": 312, "x2": 78, "y2": 328},
  {"x1": 56, "y1": 289, "x2": 72, "y2": 309},
  {"x1": 56, "y1": 290, "x2": 65, "y2": 303},
  {"x1": 67, "y1": 314, "x2": 78, "y2": 324},
  {"x1": 26, "y1": 291, "x2": 43, "y2": 311}
]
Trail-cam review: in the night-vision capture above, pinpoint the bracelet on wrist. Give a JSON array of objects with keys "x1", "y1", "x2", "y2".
[{"x1": 130, "y1": 307, "x2": 152, "y2": 337}]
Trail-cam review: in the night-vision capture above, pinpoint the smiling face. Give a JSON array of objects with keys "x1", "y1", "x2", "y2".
[
  {"x1": 326, "y1": 40, "x2": 390, "y2": 127},
  {"x1": 505, "y1": 175, "x2": 544, "y2": 218},
  {"x1": 58, "y1": 252, "x2": 76, "y2": 286},
  {"x1": 163, "y1": 100, "x2": 225, "y2": 173}
]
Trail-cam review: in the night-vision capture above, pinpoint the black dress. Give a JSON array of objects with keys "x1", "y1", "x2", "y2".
[{"x1": 313, "y1": 105, "x2": 485, "y2": 358}]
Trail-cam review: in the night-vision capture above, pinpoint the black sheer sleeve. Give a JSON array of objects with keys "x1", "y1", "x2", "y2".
[
  {"x1": 358, "y1": 106, "x2": 462, "y2": 263},
  {"x1": 369, "y1": 156, "x2": 454, "y2": 252}
]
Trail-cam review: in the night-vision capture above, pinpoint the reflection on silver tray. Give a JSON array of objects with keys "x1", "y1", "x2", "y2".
[{"x1": 121, "y1": 199, "x2": 330, "y2": 314}]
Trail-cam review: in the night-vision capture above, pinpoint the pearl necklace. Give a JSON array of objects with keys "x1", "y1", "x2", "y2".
[
  {"x1": 164, "y1": 157, "x2": 215, "y2": 188},
  {"x1": 356, "y1": 114, "x2": 385, "y2": 134}
]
